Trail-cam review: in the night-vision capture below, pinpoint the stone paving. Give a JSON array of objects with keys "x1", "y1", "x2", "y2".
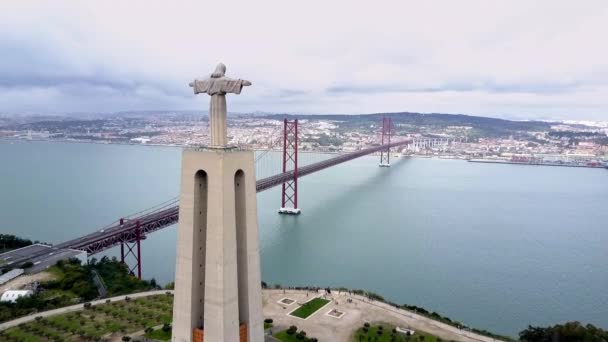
[{"x1": 263, "y1": 289, "x2": 503, "y2": 342}]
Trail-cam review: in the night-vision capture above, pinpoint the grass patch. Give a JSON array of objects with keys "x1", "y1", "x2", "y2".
[
  {"x1": 274, "y1": 327, "x2": 317, "y2": 342},
  {"x1": 353, "y1": 323, "x2": 438, "y2": 342},
  {"x1": 289, "y1": 297, "x2": 330, "y2": 319},
  {"x1": 274, "y1": 330, "x2": 301, "y2": 341},
  {"x1": 145, "y1": 327, "x2": 172, "y2": 341}
]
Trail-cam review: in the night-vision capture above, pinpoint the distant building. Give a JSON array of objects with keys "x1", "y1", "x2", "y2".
[
  {"x1": 0, "y1": 290, "x2": 33, "y2": 303},
  {"x1": 130, "y1": 136, "x2": 151, "y2": 144}
]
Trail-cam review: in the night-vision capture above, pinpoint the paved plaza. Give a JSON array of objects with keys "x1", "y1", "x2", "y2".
[{"x1": 262, "y1": 289, "x2": 502, "y2": 342}]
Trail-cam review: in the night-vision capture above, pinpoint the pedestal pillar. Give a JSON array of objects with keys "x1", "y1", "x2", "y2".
[
  {"x1": 172, "y1": 148, "x2": 264, "y2": 342},
  {"x1": 209, "y1": 95, "x2": 228, "y2": 147}
]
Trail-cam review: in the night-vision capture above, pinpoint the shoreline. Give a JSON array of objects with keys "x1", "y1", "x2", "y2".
[
  {"x1": 468, "y1": 158, "x2": 606, "y2": 169},
  {"x1": 3, "y1": 138, "x2": 606, "y2": 169}
]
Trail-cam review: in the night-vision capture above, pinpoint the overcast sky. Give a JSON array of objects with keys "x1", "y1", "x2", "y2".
[{"x1": 1, "y1": 1, "x2": 607, "y2": 121}]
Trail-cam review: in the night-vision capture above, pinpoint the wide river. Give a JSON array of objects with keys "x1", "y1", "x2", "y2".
[{"x1": 1, "y1": 140, "x2": 607, "y2": 336}]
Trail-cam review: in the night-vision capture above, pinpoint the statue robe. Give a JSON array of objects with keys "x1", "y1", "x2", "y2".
[{"x1": 191, "y1": 77, "x2": 247, "y2": 95}]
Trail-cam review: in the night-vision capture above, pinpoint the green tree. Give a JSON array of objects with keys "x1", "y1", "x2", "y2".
[{"x1": 519, "y1": 321, "x2": 608, "y2": 342}]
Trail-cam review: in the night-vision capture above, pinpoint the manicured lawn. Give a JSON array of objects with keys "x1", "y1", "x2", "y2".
[
  {"x1": 0, "y1": 294, "x2": 174, "y2": 342},
  {"x1": 145, "y1": 327, "x2": 172, "y2": 341},
  {"x1": 274, "y1": 330, "x2": 301, "y2": 341},
  {"x1": 353, "y1": 323, "x2": 439, "y2": 342},
  {"x1": 288, "y1": 297, "x2": 330, "y2": 319}
]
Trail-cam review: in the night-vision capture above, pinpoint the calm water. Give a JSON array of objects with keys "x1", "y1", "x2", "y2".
[{"x1": 1, "y1": 140, "x2": 607, "y2": 336}]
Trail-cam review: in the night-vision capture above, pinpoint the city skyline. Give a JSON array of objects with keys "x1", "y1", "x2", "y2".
[{"x1": 1, "y1": 1, "x2": 608, "y2": 120}]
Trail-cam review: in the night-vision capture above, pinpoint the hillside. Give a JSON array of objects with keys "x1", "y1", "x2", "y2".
[{"x1": 264, "y1": 112, "x2": 553, "y2": 138}]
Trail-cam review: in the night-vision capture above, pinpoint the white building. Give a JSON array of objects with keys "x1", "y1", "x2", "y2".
[
  {"x1": 130, "y1": 136, "x2": 151, "y2": 144},
  {"x1": 1, "y1": 290, "x2": 33, "y2": 303}
]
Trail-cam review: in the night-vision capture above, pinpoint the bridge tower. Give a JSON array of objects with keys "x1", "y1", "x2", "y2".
[
  {"x1": 173, "y1": 64, "x2": 263, "y2": 342},
  {"x1": 278, "y1": 119, "x2": 301, "y2": 215},
  {"x1": 119, "y1": 218, "x2": 143, "y2": 280},
  {"x1": 379, "y1": 116, "x2": 392, "y2": 167}
]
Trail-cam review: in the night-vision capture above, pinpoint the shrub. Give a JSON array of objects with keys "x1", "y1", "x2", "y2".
[
  {"x1": 364, "y1": 322, "x2": 370, "y2": 328},
  {"x1": 122, "y1": 337, "x2": 131, "y2": 342},
  {"x1": 35, "y1": 316, "x2": 43, "y2": 321},
  {"x1": 106, "y1": 299, "x2": 111, "y2": 304},
  {"x1": 287, "y1": 325, "x2": 298, "y2": 335},
  {"x1": 145, "y1": 327, "x2": 154, "y2": 333},
  {"x1": 83, "y1": 302, "x2": 92, "y2": 309},
  {"x1": 162, "y1": 323, "x2": 172, "y2": 332}
]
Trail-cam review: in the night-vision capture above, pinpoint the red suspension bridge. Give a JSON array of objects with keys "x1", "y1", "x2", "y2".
[{"x1": 1, "y1": 117, "x2": 411, "y2": 279}]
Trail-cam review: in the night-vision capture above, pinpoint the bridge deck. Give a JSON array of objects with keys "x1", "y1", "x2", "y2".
[{"x1": 1, "y1": 140, "x2": 411, "y2": 267}]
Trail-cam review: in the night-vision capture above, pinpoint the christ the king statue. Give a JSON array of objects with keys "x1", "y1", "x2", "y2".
[{"x1": 189, "y1": 63, "x2": 252, "y2": 147}]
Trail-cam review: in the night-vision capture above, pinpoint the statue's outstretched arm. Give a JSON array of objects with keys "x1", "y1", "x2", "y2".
[{"x1": 242, "y1": 80, "x2": 252, "y2": 86}]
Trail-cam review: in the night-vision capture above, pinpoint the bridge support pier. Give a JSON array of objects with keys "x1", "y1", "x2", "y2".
[
  {"x1": 120, "y1": 219, "x2": 143, "y2": 280},
  {"x1": 278, "y1": 119, "x2": 301, "y2": 215},
  {"x1": 119, "y1": 218, "x2": 125, "y2": 264},
  {"x1": 379, "y1": 116, "x2": 392, "y2": 167}
]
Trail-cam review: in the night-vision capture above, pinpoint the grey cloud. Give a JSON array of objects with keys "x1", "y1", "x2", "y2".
[
  {"x1": 0, "y1": 35, "x2": 188, "y2": 99},
  {"x1": 276, "y1": 89, "x2": 309, "y2": 97},
  {"x1": 326, "y1": 81, "x2": 584, "y2": 95},
  {"x1": 1, "y1": 0, "x2": 608, "y2": 121}
]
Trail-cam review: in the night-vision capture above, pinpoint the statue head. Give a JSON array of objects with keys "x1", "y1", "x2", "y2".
[{"x1": 211, "y1": 63, "x2": 226, "y2": 78}]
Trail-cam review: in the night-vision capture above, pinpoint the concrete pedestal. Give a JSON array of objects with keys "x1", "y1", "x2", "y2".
[
  {"x1": 172, "y1": 148, "x2": 264, "y2": 342},
  {"x1": 278, "y1": 208, "x2": 301, "y2": 215}
]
